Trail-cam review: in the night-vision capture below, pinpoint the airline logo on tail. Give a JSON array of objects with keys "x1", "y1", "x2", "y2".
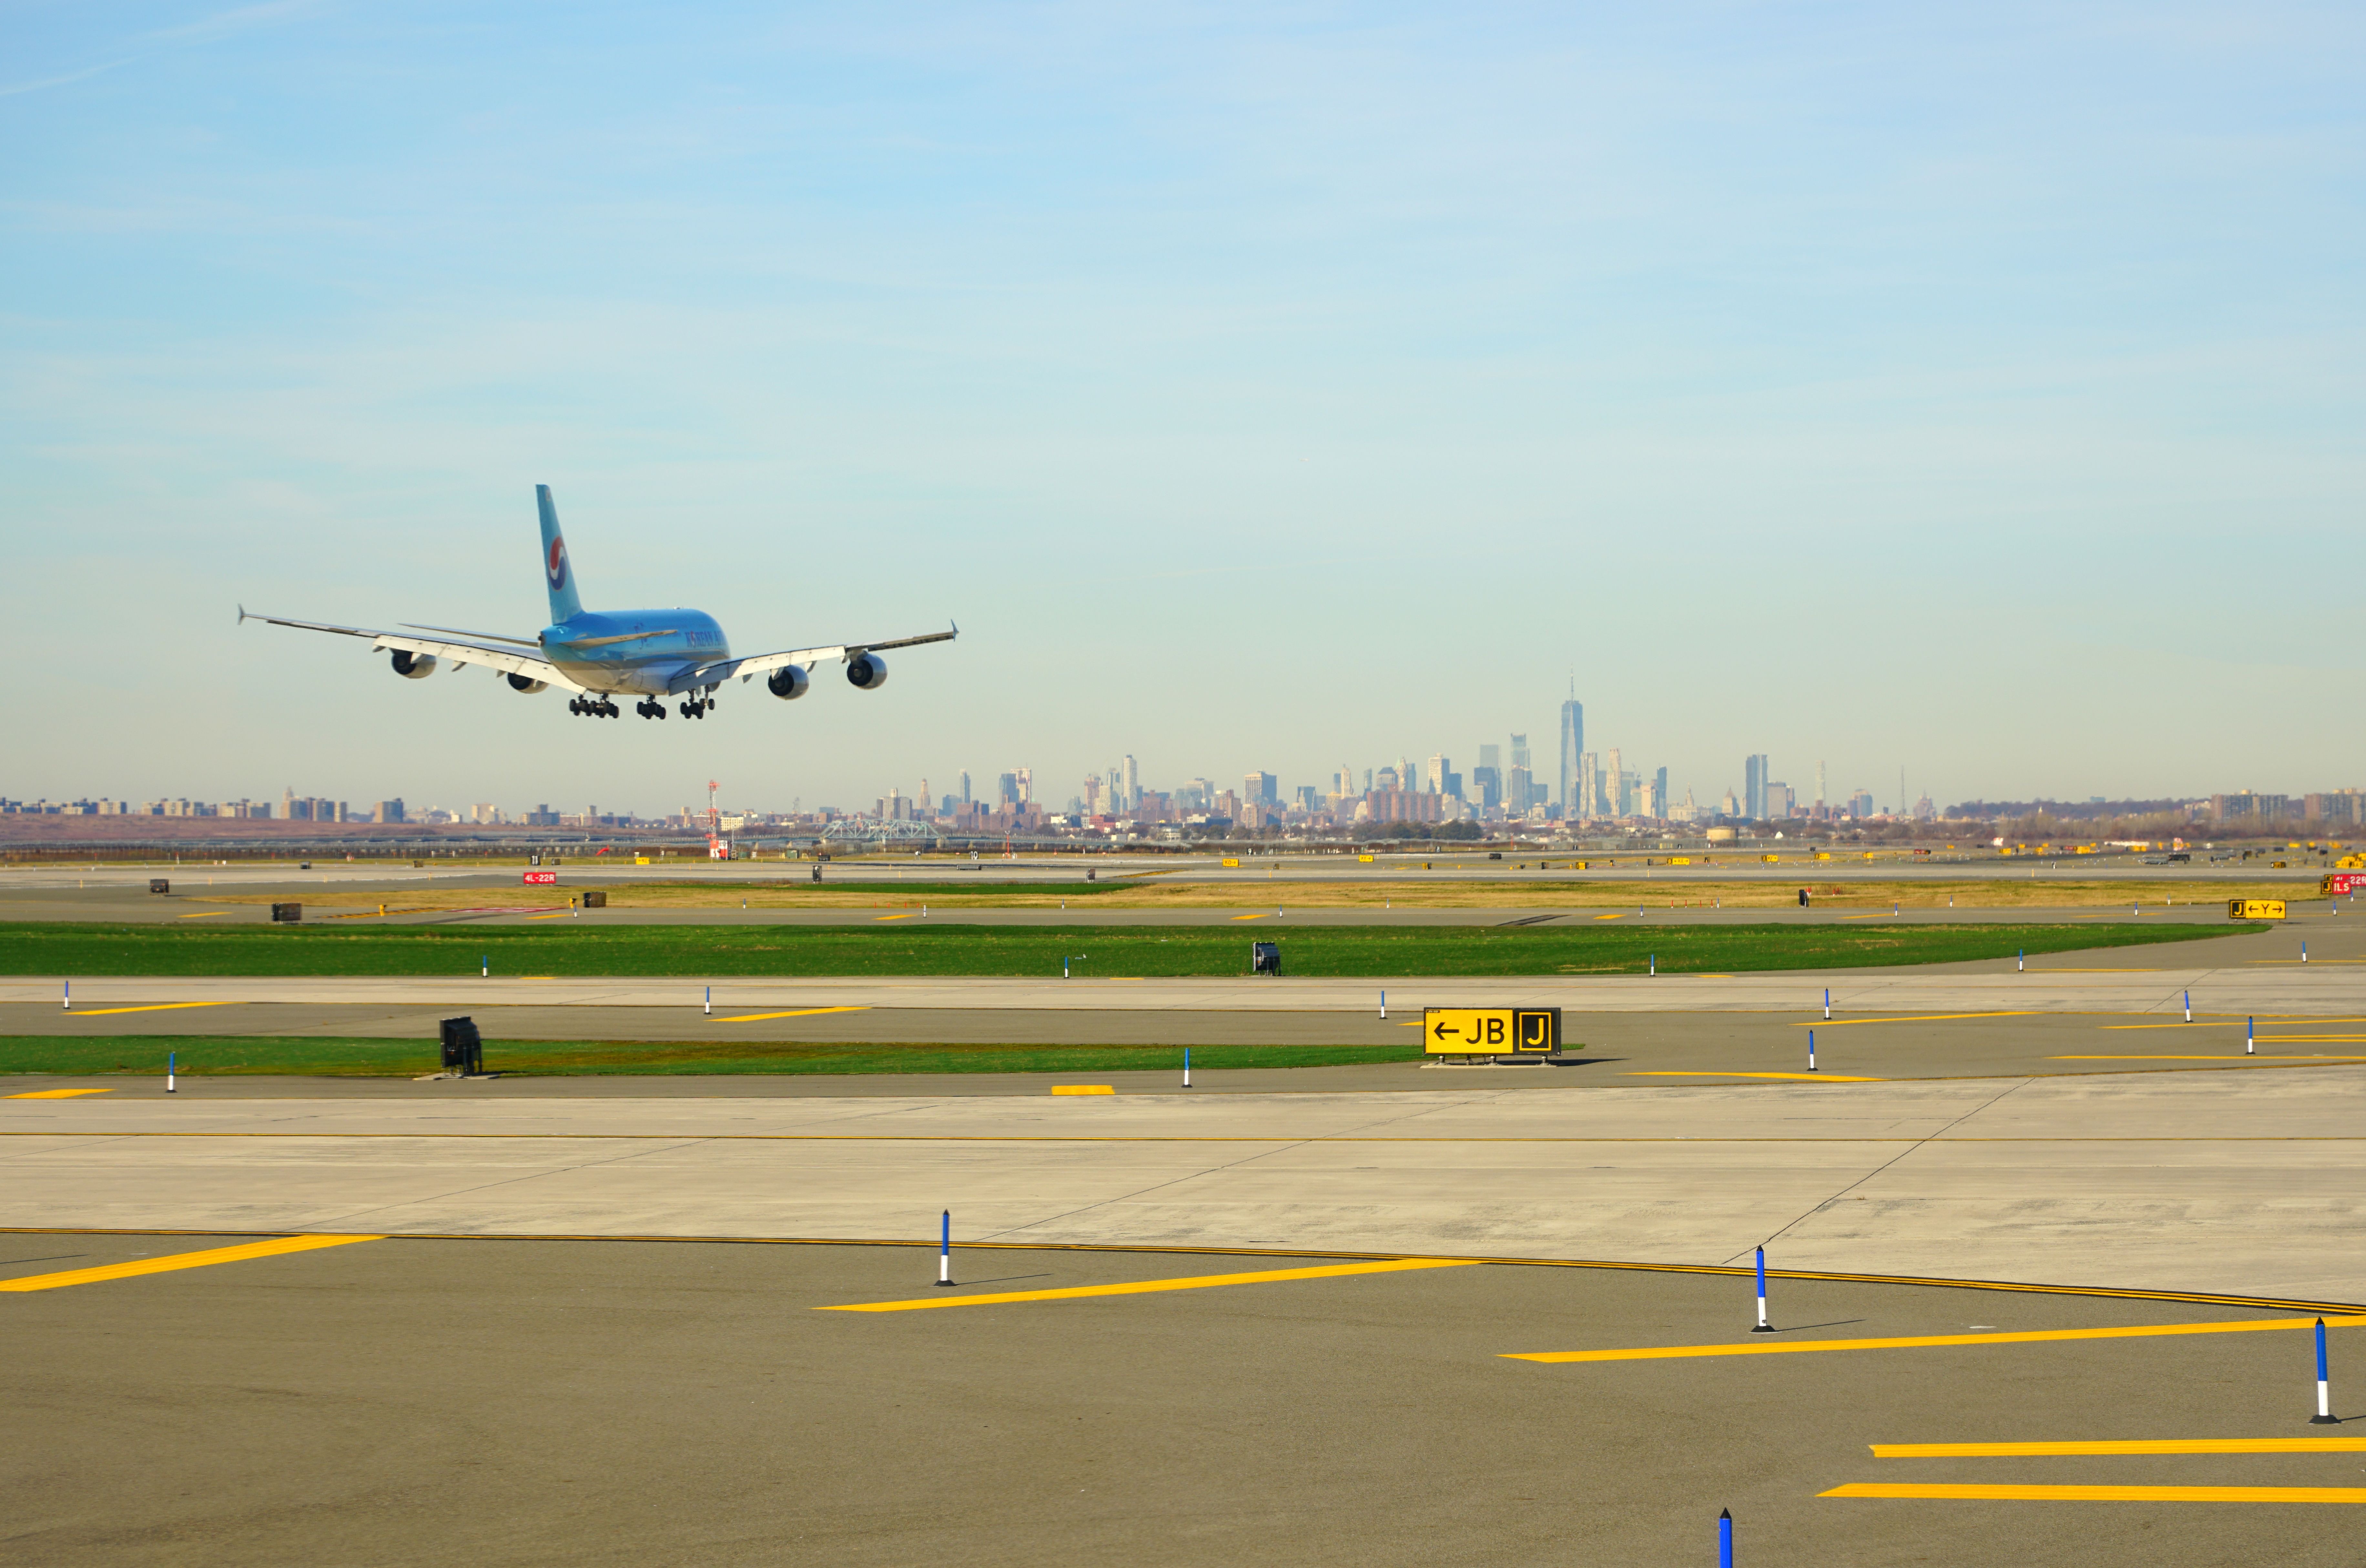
[{"x1": 546, "y1": 536, "x2": 568, "y2": 590}]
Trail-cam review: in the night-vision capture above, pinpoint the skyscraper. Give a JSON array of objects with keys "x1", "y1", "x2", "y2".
[
  {"x1": 1479, "y1": 743, "x2": 1501, "y2": 773},
  {"x1": 1577, "y1": 751, "x2": 1600, "y2": 817},
  {"x1": 1425, "y1": 754, "x2": 1448, "y2": 793},
  {"x1": 1607, "y1": 748, "x2": 1624, "y2": 817},
  {"x1": 958, "y1": 770, "x2": 972, "y2": 805},
  {"x1": 1651, "y1": 766, "x2": 1668, "y2": 819},
  {"x1": 1121, "y1": 755, "x2": 1139, "y2": 810},
  {"x1": 1244, "y1": 771, "x2": 1277, "y2": 805},
  {"x1": 1744, "y1": 755, "x2": 1768, "y2": 820},
  {"x1": 1814, "y1": 760, "x2": 1826, "y2": 815},
  {"x1": 1556, "y1": 683, "x2": 1582, "y2": 814}
]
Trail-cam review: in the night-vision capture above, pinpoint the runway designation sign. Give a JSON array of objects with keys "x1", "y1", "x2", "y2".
[
  {"x1": 1424, "y1": 1007, "x2": 1562, "y2": 1055},
  {"x1": 523, "y1": 871, "x2": 557, "y2": 885}
]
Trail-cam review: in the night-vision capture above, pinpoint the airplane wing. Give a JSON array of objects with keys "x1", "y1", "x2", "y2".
[
  {"x1": 238, "y1": 607, "x2": 589, "y2": 694},
  {"x1": 673, "y1": 624, "x2": 958, "y2": 694}
]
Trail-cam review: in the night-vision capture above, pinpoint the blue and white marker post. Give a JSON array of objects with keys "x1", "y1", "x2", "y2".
[
  {"x1": 2313, "y1": 1318, "x2": 2337, "y2": 1423},
  {"x1": 1379, "y1": 989, "x2": 1386, "y2": 1020},
  {"x1": 1807, "y1": 1030, "x2": 1816, "y2": 1074},
  {"x1": 61, "y1": 979, "x2": 69, "y2": 1011},
  {"x1": 937, "y1": 1210, "x2": 954, "y2": 1287},
  {"x1": 1823, "y1": 988, "x2": 1830, "y2": 1021},
  {"x1": 1650, "y1": 953, "x2": 1656, "y2": 976},
  {"x1": 167, "y1": 1050, "x2": 175, "y2": 1095},
  {"x1": 1183, "y1": 1046, "x2": 1192, "y2": 1090},
  {"x1": 2184, "y1": 990, "x2": 2192, "y2": 1024},
  {"x1": 2018, "y1": 948, "x2": 2025, "y2": 973},
  {"x1": 2303, "y1": 940, "x2": 2308, "y2": 964},
  {"x1": 1752, "y1": 1247, "x2": 1773, "y2": 1332},
  {"x1": 704, "y1": 986, "x2": 711, "y2": 1016},
  {"x1": 481, "y1": 953, "x2": 489, "y2": 978},
  {"x1": 1719, "y1": 1509, "x2": 1733, "y2": 1567},
  {"x1": 2248, "y1": 1016, "x2": 2256, "y2": 1057}
]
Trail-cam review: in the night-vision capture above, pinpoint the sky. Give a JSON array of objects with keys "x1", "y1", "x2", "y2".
[{"x1": 5, "y1": 1, "x2": 2361, "y2": 818}]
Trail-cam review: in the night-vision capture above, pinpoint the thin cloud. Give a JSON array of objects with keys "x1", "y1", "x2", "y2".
[
  {"x1": 141, "y1": 0, "x2": 324, "y2": 46},
  {"x1": 0, "y1": 59, "x2": 128, "y2": 98}
]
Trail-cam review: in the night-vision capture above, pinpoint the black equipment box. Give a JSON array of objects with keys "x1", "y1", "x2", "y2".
[
  {"x1": 269, "y1": 902, "x2": 301, "y2": 923},
  {"x1": 149, "y1": 879, "x2": 169, "y2": 894},
  {"x1": 439, "y1": 1017, "x2": 484, "y2": 1076},
  {"x1": 1251, "y1": 941, "x2": 1281, "y2": 975},
  {"x1": 582, "y1": 890, "x2": 607, "y2": 908}
]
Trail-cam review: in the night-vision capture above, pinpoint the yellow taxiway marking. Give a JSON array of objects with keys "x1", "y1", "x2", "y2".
[
  {"x1": 1626, "y1": 1071, "x2": 1882, "y2": 1082},
  {"x1": 5, "y1": 1088, "x2": 112, "y2": 1099},
  {"x1": 2108, "y1": 1017, "x2": 2366, "y2": 1030},
  {"x1": 821, "y1": 1256, "x2": 1476, "y2": 1312},
  {"x1": 874, "y1": 913, "x2": 923, "y2": 922},
  {"x1": 1051, "y1": 1085, "x2": 1114, "y2": 1095},
  {"x1": 524, "y1": 912, "x2": 576, "y2": 920},
  {"x1": 175, "y1": 911, "x2": 228, "y2": 918},
  {"x1": 1229, "y1": 912, "x2": 1272, "y2": 921},
  {"x1": 1821, "y1": 1483, "x2": 2366, "y2": 1504},
  {"x1": 1593, "y1": 913, "x2": 1628, "y2": 920},
  {"x1": 1872, "y1": 1438, "x2": 2366, "y2": 1458},
  {"x1": 0, "y1": 1233, "x2": 380, "y2": 1293},
  {"x1": 2052, "y1": 1056, "x2": 2366, "y2": 1062},
  {"x1": 59, "y1": 1002, "x2": 233, "y2": 1018},
  {"x1": 1797, "y1": 1011, "x2": 2039, "y2": 1028},
  {"x1": 715, "y1": 1006, "x2": 870, "y2": 1023},
  {"x1": 1506, "y1": 1315, "x2": 2366, "y2": 1364}
]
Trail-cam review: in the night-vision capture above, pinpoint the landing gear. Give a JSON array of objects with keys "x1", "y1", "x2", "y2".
[
  {"x1": 636, "y1": 700, "x2": 668, "y2": 719},
  {"x1": 677, "y1": 695, "x2": 715, "y2": 719},
  {"x1": 571, "y1": 697, "x2": 620, "y2": 718}
]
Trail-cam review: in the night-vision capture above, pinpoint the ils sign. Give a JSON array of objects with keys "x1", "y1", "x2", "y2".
[{"x1": 1424, "y1": 1007, "x2": 1562, "y2": 1055}]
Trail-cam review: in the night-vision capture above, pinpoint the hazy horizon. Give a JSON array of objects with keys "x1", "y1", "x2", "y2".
[{"x1": 7, "y1": 4, "x2": 2360, "y2": 817}]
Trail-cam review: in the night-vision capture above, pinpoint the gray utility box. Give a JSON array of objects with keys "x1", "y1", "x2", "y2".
[
  {"x1": 439, "y1": 1017, "x2": 484, "y2": 1076},
  {"x1": 270, "y1": 903, "x2": 301, "y2": 923},
  {"x1": 149, "y1": 879, "x2": 169, "y2": 894},
  {"x1": 582, "y1": 890, "x2": 607, "y2": 908},
  {"x1": 1251, "y1": 941, "x2": 1281, "y2": 975}
]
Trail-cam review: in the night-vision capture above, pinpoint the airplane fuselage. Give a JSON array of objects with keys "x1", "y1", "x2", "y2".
[{"x1": 541, "y1": 609, "x2": 730, "y2": 696}]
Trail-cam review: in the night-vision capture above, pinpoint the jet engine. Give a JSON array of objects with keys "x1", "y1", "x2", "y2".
[
  {"x1": 846, "y1": 652, "x2": 888, "y2": 691},
  {"x1": 390, "y1": 650, "x2": 438, "y2": 679},
  {"x1": 506, "y1": 671, "x2": 549, "y2": 694},
  {"x1": 767, "y1": 664, "x2": 811, "y2": 701}
]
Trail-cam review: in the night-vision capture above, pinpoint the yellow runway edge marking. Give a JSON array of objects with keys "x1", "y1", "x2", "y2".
[
  {"x1": 1822, "y1": 1483, "x2": 2366, "y2": 1504},
  {"x1": 175, "y1": 911, "x2": 229, "y2": 918},
  {"x1": 1506, "y1": 1315, "x2": 2366, "y2": 1363},
  {"x1": 0, "y1": 1233, "x2": 380, "y2": 1292},
  {"x1": 822, "y1": 1257, "x2": 1476, "y2": 1312},
  {"x1": 1627, "y1": 1071, "x2": 1883, "y2": 1082},
  {"x1": 5, "y1": 1088, "x2": 111, "y2": 1099},
  {"x1": 59, "y1": 1002, "x2": 235, "y2": 1018},
  {"x1": 1051, "y1": 1085, "x2": 1114, "y2": 1095},
  {"x1": 1873, "y1": 1438, "x2": 2366, "y2": 1457},
  {"x1": 715, "y1": 1006, "x2": 870, "y2": 1023}
]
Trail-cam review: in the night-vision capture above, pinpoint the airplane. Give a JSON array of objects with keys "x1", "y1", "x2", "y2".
[{"x1": 241, "y1": 485, "x2": 956, "y2": 720}]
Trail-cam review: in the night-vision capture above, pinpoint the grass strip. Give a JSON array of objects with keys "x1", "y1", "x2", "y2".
[
  {"x1": 0, "y1": 920, "x2": 2249, "y2": 979},
  {"x1": 0, "y1": 1035, "x2": 1424, "y2": 1078}
]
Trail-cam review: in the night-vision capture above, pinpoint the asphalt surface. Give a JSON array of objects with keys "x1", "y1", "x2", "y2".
[{"x1": 4, "y1": 1235, "x2": 2359, "y2": 1567}]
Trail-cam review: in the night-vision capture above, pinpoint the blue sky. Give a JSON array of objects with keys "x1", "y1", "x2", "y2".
[{"x1": 5, "y1": 2, "x2": 2360, "y2": 817}]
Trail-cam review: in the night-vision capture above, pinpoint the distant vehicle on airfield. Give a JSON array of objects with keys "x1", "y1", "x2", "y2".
[{"x1": 242, "y1": 486, "x2": 955, "y2": 720}]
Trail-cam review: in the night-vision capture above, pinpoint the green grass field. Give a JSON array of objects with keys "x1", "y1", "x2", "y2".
[
  {"x1": 0, "y1": 919, "x2": 2246, "y2": 978},
  {"x1": 0, "y1": 1035, "x2": 1422, "y2": 1078}
]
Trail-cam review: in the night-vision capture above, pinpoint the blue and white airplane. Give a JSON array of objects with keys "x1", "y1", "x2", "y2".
[{"x1": 242, "y1": 485, "x2": 956, "y2": 719}]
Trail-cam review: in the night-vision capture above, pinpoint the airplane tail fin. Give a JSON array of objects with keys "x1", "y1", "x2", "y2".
[{"x1": 535, "y1": 485, "x2": 584, "y2": 624}]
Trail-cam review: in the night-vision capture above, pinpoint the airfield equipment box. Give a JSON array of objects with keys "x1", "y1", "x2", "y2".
[
  {"x1": 269, "y1": 903, "x2": 301, "y2": 923},
  {"x1": 439, "y1": 1017, "x2": 484, "y2": 1076},
  {"x1": 2228, "y1": 899, "x2": 2287, "y2": 921},
  {"x1": 149, "y1": 879, "x2": 169, "y2": 894},
  {"x1": 582, "y1": 890, "x2": 607, "y2": 908},
  {"x1": 1250, "y1": 941, "x2": 1281, "y2": 975},
  {"x1": 1424, "y1": 1006, "x2": 1563, "y2": 1057}
]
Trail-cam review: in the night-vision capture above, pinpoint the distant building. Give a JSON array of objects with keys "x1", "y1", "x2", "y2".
[
  {"x1": 1849, "y1": 789, "x2": 1874, "y2": 819},
  {"x1": 1471, "y1": 765, "x2": 1501, "y2": 811},
  {"x1": 1744, "y1": 755, "x2": 1768, "y2": 820},
  {"x1": 373, "y1": 799, "x2": 405, "y2": 824},
  {"x1": 1764, "y1": 782, "x2": 1793, "y2": 819},
  {"x1": 1556, "y1": 682, "x2": 1582, "y2": 815},
  {"x1": 1245, "y1": 771, "x2": 1278, "y2": 806}
]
